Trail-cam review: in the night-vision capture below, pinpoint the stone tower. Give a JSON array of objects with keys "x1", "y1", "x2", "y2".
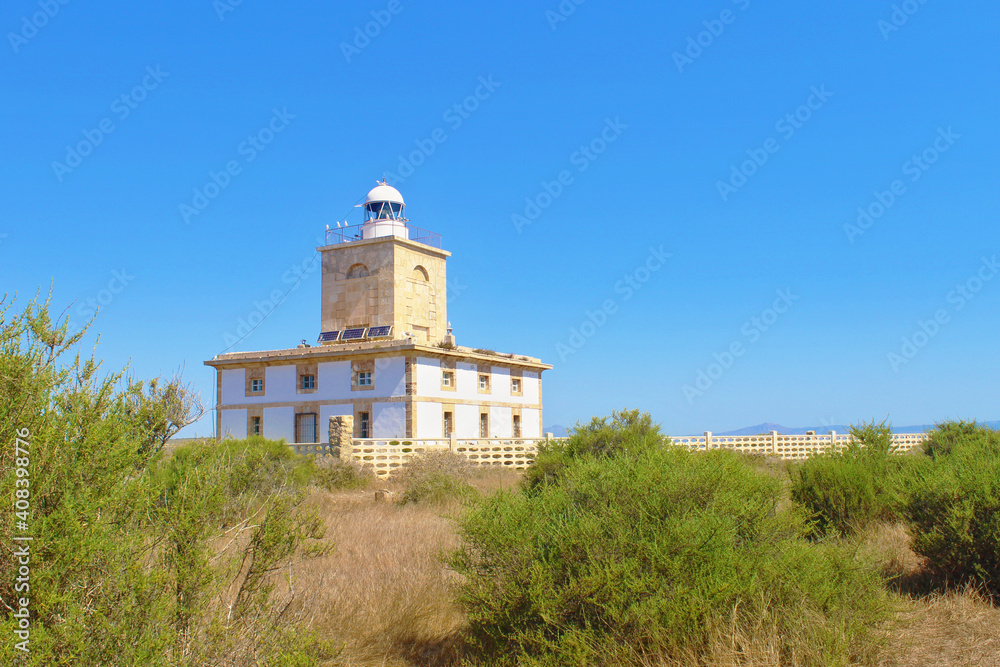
[{"x1": 318, "y1": 182, "x2": 450, "y2": 344}]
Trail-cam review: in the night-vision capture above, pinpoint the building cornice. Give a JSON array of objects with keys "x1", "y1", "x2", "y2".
[
  {"x1": 204, "y1": 341, "x2": 552, "y2": 372},
  {"x1": 316, "y1": 235, "x2": 452, "y2": 259}
]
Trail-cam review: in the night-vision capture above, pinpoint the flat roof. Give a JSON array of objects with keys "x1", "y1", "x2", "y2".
[{"x1": 205, "y1": 340, "x2": 552, "y2": 371}]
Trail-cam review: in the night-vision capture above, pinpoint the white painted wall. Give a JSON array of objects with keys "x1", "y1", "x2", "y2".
[
  {"x1": 456, "y1": 404, "x2": 479, "y2": 438},
  {"x1": 491, "y1": 367, "x2": 511, "y2": 399},
  {"x1": 372, "y1": 357, "x2": 406, "y2": 398},
  {"x1": 266, "y1": 365, "x2": 297, "y2": 402},
  {"x1": 413, "y1": 357, "x2": 543, "y2": 406},
  {"x1": 490, "y1": 406, "x2": 512, "y2": 438},
  {"x1": 215, "y1": 355, "x2": 544, "y2": 440},
  {"x1": 233, "y1": 365, "x2": 297, "y2": 405},
  {"x1": 415, "y1": 357, "x2": 440, "y2": 398},
  {"x1": 522, "y1": 408, "x2": 541, "y2": 438},
  {"x1": 221, "y1": 369, "x2": 245, "y2": 406},
  {"x1": 262, "y1": 406, "x2": 295, "y2": 442},
  {"x1": 415, "y1": 357, "x2": 480, "y2": 401},
  {"x1": 455, "y1": 361, "x2": 479, "y2": 398},
  {"x1": 221, "y1": 357, "x2": 408, "y2": 407},
  {"x1": 373, "y1": 402, "x2": 406, "y2": 438},
  {"x1": 522, "y1": 371, "x2": 540, "y2": 404},
  {"x1": 315, "y1": 361, "x2": 351, "y2": 400},
  {"x1": 220, "y1": 408, "x2": 247, "y2": 439},
  {"x1": 415, "y1": 401, "x2": 443, "y2": 439}
]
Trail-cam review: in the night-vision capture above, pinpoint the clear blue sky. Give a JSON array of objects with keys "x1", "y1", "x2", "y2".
[{"x1": 3, "y1": 0, "x2": 998, "y2": 436}]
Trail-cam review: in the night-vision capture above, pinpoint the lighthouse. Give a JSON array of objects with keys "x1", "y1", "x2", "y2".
[
  {"x1": 206, "y1": 182, "x2": 551, "y2": 443},
  {"x1": 360, "y1": 181, "x2": 409, "y2": 240}
]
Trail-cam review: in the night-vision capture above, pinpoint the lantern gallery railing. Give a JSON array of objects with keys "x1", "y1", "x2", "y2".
[{"x1": 324, "y1": 222, "x2": 442, "y2": 249}]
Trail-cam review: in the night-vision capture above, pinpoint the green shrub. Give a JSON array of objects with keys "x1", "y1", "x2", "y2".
[
  {"x1": 452, "y1": 446, "x2": 892, "y2": 666},
  {"x1": 524, "y1": 409, "x2": 665, "y2": 490},
  {"x1": 922, "y1": 419, "x2": 1000, "y2": 460},
  {"x1": 790, "y1": 419, "x2": 924, "y2": 537},
  {"x1": 0, "y1": 294, "x2": 338, "y2": 666},
  {"x1": 395, "y1": 450, "x2": 477, "y2": 506},
  {"x1": 309, "y1": 454, "x2": 375, "y2": 491},
  {"x1": 905, "y1": 422, "x2": 1000, "y2": 592}
]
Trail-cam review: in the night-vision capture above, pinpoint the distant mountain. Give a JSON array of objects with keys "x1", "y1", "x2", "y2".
[
  {"x1": 547, "y1": 421, "x2": 999, "y2": 439},
  {"x1": 717, "y1": 421, "x2": 1000, "y2": 436}
]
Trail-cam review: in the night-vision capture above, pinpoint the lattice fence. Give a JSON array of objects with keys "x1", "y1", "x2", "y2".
[
  {"x1": 287, "y1": 430, "x2": 932, "y2": 476},
  {"x1": 671, "y1": 431, "x2": 930, "y2": 461},
  {"x1": 290, "y1": 437, "x2": 542, "y2": 477}
]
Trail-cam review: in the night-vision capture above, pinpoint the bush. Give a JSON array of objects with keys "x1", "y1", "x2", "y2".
[
  {"x1": 395, "y1": 450, "x2": 477, "y2": 506},
  {"x1": 905, "y1": 422, "x2": 1000, "y2": 592},
  {"x1": 790, "y1": 419, "x2": 924, "y2": 537},
  {"x1": 452, "y1": 446, "x2": 892, "y2": 666},
  {"x1": 310, "y1": 455, "x2": 375, "y2": 491},
  {"x1": 922, "y1": 419, "x2": 1000, "y2": 461},
  {"x1": 524, "y1": 409, "x2": 665, "y2": 490},
  {"x1": 0, "y1": 294, "x2": 337, "y2": 666}
]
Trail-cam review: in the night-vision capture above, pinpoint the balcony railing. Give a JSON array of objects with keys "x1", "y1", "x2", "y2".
[{"x1": 324, "y1": 222, "x2": 442, "y2": 249}]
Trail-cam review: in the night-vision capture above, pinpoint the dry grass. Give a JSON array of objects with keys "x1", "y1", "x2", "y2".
[
  {"x1": 284, "y1": 486, "x2": 466, "y2": 666},
  {"x1": 271, "y1": 464, "x2": 522, "y2": 666},
  {"x1": 860, "y1": 523, "x2": 1000, "y2": 667},
  {"x1": 466, "y1": 464, "x2": 524, "y2": 496},
  {"x1": 260, "y1": 477, "x2": 1000, "y2": 667},
  {"x1": 890, "y1": 589, "x2": 1000, "y2": 667}
]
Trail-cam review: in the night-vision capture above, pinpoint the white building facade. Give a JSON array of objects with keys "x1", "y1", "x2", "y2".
[{"x1": 206, "y1": 183, "x2": 550, "y2": 443}]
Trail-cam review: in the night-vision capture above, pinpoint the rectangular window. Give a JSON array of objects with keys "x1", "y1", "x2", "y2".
[
  {"x1": 250, "y1": 378, "x2": 264, "y2": 393},
  {"x1": 359, "y1": 412, "x2": 370, "y2": 439},
  {"x1": 513, "y1": 414, "x2": 522, "y2": 438},
  {"x1": 300, "y1": 374, "x2": 315, "y2": 390},
  {"x1": 479, "y1": 413, "x2": 489, "y2": 438},
  {"x1": 296, "y1": 413, "x2": 318, "y2": 443},
  {"x1": 479, "y1": 374, "x2": 490, "y2": 391},
  {"x1": 442, "y1": 371, "x2": 453, "y2": 387},
  {"x1": 250, "y1": 416, "x2": 261, "y2": 436},
  {"x1": 511, "y1": 378, "x2": 521, "y2": 393},
  {"x1": 443, "y1": 411, "x2": 453, "y2": 437},
  {"x1": 358, "y1": 371, "x2": 372, "y2": 387}
]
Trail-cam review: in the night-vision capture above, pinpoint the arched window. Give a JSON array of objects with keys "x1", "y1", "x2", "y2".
[
  {"x1": 412, "y1": 265, "x2": 429, "y2": 281},
  {"x1": 346, "y1": 263, "x2": 369, "y2": 279}
]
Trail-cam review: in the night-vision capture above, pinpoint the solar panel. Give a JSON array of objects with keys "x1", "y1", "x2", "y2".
[
  {"x1": 318, "y1": 331, "x2": 340, "y2": 343},
  {"x1": 342, "y1": 327, "x2": 366, "y2": 341},
  {"x1": 367, "y1": 325, "x2": 392, "y2": 338}
]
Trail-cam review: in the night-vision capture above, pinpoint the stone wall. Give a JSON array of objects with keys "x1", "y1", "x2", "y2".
[{"x1": 328, "y1": 415, "x2": 354, "y2": 459}]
